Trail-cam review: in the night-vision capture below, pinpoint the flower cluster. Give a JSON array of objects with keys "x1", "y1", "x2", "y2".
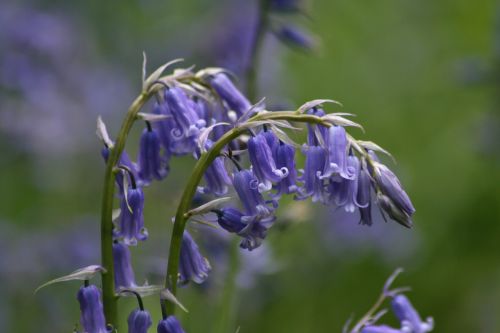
[{"x1": 86, "y1": 61, "x2": 416, "y2": 332}]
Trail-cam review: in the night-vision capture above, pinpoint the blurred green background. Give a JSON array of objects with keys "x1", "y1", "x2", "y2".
[{"x1": 1, "y1": 0, "x2": 499, "y2": 332}]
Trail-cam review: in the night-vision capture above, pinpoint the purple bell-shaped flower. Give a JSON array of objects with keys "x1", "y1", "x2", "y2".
[
  {"x1": 77, "y1": 285, "x2": 109, "y2": 333},
  {"x1": 127, "y1": 309, "x2": 152, "y2": 333},
  {"x1": 209, "y1": 73, "x2": 251, "y2": 117},
  {"x1": 112, "y1": 241, "x2": 136, "y2": 290},
  {"x1": 179, "y1": 230, "x2": 211, "y2": 284},
  {"x1": 391, "y1": 294, "x2": 434, "y2": 333},
  {"x1": 248, "y1": 132, "x2": 288, "y2": 192},
  {"x1": 116, "y1": 186, "x2": 148, "y2": 245},
  {"x1": 137, "y1": 123, "x2": 168, "y2": 186},
  {"x1": 273, "y1": 141, "x2": 298, "y2": 197},
  {"x1": 297, "y1": 145, "x2": 327, "y2": 203},
  {"x1": 157, "y1": 316, "x2": 185, "y2": 333},
  {"x1": 322, "y1": 126, "x2": 355, "y2": 180}
]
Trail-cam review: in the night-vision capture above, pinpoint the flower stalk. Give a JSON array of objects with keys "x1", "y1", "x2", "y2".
[{"x1": 100, "y1": 92, "x2": 151, "y2": 327}]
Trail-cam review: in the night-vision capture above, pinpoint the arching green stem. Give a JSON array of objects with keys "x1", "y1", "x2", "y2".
[
  {"x1": 100, "y1": 92, "x2": 151, "y2": 328},
  {"x1": 163, "y1": 112, "x2": 331, "y2": 315}
]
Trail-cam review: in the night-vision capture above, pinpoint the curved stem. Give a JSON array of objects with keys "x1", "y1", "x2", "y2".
[
  {"x1": 163, "y1": 111, "x2": 330, "y2": 315},
  {"x1": 100, "y1": 92, "x2": 150, "y2": 328}
]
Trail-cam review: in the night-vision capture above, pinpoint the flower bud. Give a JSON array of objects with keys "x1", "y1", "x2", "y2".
[
  {"x1": 112, "y1": 241, "x2": 136, "y2": 289},
  {"x1": 128, "y1": 309, "x2": 152, "y2": 333},
  {"x1": 179, "y1": 231, "x2": 211, "y2": 284},
  {"x1": 137, "y1": 126, "x2": 168, "y2": 185},
  {"x1": 209, "y1": 73, "x2": 251, "y2": 117},
  {"x1": 116, "y1": 187, "x2": 148, "y2": 245},
  {"x1": 77, "y1": 285, "x2": 109, "y2": 333},
  {"x1": 157, "y1": 316, "x2": 185, "y2": 333}
]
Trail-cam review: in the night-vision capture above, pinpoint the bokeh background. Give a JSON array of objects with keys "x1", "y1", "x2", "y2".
[{"x1": 1, "y1": 0, "x2": 499, "y2": 332}]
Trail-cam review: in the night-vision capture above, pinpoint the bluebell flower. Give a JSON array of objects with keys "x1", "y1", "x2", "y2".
[
  {"x1": 157, "y1": 316, "x2": 185, "y2": 333},
  {"x1": 306, "y1": 108, "x2": 328, "y2": 146},
  {"x1": 232, "y1": 169, "x2": 275, "y2": 217},
  {"x1": 214, "y1": 207, "x2": 246, "y2": 233},
  {"x1": 322, "y1": 125, "x2": 355, "y2": 180},
  {"x1": 152, "y1": 102, "x2": 175, "y2": 155},
  {"x1": 326, "y1": 154, "x2": 361, "y2": 212},
  {"x1": 214, "y1": 207, "x2": 273, "y2": 251},
  {"x1": 127, "y1": 309, "x2": 152, "y2": 333},
  {"x1": 179, "y1": 230, "x2": 211, "y2": 284},
  {"x1": 115, "y1": 187, "x2": 148, "y2": 245},
  {"x1": 209, "y1": 73, "x2": 251, "y2": 117},
  {"x1": 77, "y1": 285, "x2": 109, "y2": 333},
  {"x1": 112, "y1": 241, "x2": 136, "y2": 289},
  {"x1": 137, "y1": 124, "x2": 168, "y2": 186},
  {"x1": 391, "y1": 294, "x2": 434, "y2": 333},
  {"x1": 273, "y1": 141, "x2": 298, "y2": 197},
  {"x1": 361, "y1": 325, "x2": 403, "y2": 333},
  {"x1": 198, "y1": 140, "x2": 232, "y2": 196},
  {"x1": 356, "y1": 163, "x2": 373, "y2": 225},
  {"x1": 297, "y1": 145, "x2": 327, "y2": 203},
  {"x1": 274, "y1": 25, "x2": 316, "y2": 51},
  {"x1": 373, "y1": 162, "x2": 415, "y2": 219},
  {"x1": 248, "y1": 132, "x2": 288, "y2": 192},
  {"x1": 164, "y1": 87, "x2": 206, "y2": 155}
]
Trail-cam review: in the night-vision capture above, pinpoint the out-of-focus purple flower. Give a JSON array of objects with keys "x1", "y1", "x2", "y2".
[
  {"x1": 112, "y1": 242, "x2": 136, "y2": 289},
  {"x1": 357, "y1": 163, "x2": 373, "y2": 226},
  {"x1": 373, "y1": 163, "x2": 415, "y2": 219},
  {"x1": 273, "y1": 141, "x2": 298, "y2": 196},
  {"x1": 127, "y1": 309, "x2": 152, "y2": 333},
  {"x1": 391, "y1": 294, "x2": 434, "y2": 333},
  {"x1": 274, "y1": 25, "x2": 316, "y2": 51},
  {"x1": 248, "y1": 132, "x2": 288, "y2": 192},
  {"x1": 179, "y1": 231, "x2": 211, "y2": 284},
  {"x1": 115, "y1": 187, "x2": 147, "y2": 246},
  {"x1": 297, "y1": 145, "x2": 327, "y2": 203},
  {"x1": 198, "y1": 141, "x2": 232, "y2": 196},
  {"x1": 77, "y1": 285, "x2": 109, "y2": 333},
  {"x1": 157, "y1": 316, "x2": 185, "y2": 333},
  {"x1": 164, "y1": 87, "x2": 206, "y2": 155},
  {"x1": 361, "y1": 325, "x2": 403, "y2": 333},
  {"x1": 137, "y1": 125, "x2": 168, "y2": 186},
  {"x1": 210, "y1": 73, "x2": 251, "y2": 116},
  {"x1": 322, "y1": 126, "x2": 355, "y2": 180}
]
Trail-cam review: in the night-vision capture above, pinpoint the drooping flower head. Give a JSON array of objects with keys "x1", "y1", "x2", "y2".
[
  {"x1": 179, "y1": 230, "x2": 211, "y2": 285},
  {"x1": 127, "y1": 309, "x2": 152, "y2": 333},
  {"x1": 248, "y1": 131, "x2": 288, "y2": 192},
  {"x1": 112, "y1": 241, "x2": 136, "y2": 290},
  {"x1": 157, "y1": 316, "x2": 185, "y2": 333},
  {"x1": 77, "y1": 285, "x2": 109, "y2": 333},
  {"x1": 137, "y1": 123, "x2": 168, "y2": 185},
  {"x1": 116, "y1": 186, "x2": 148, "y2": 246}
]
